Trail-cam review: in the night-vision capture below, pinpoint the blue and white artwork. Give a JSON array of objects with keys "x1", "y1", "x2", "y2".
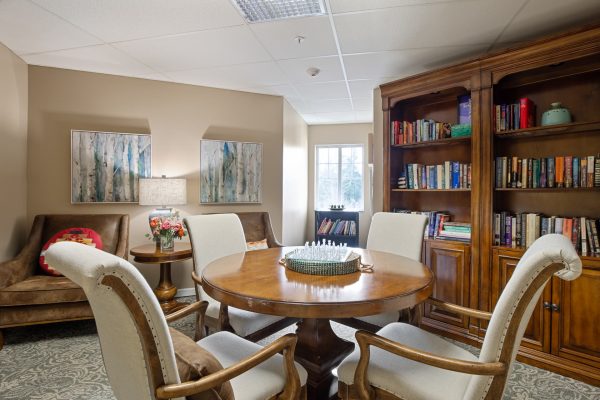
[
  {"x1": 200, "y1": 140, "x2": 262, "y2": 203},
  {"x1": 71, "y1": 130, "x2": 151, "y2": 203}
]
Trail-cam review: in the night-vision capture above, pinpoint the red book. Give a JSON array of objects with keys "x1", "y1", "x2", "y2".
[
  {"x1": 563, "y1": 218, "x2": 573, "y2": 242},
  {"x1": 519, "y1": 98, "x2": 535, "y2": 129}
]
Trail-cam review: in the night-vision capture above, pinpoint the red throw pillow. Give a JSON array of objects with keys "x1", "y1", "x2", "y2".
[{"x1": 39, "y1": 228, "x2": 103, "y2": 276}]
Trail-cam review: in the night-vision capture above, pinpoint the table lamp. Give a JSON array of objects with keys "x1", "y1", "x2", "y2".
[{"x1": 139, "y1": 176, "x2": 187, "y2": 241}]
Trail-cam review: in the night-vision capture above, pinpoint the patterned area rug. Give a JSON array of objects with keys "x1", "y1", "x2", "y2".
[{"x1": 1, "y1": 306, "x2": 598, "y2": 399}]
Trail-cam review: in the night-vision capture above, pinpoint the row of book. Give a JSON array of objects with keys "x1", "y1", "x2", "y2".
[
  {"x1": 493, "y1": 211, "x2": 600, "y2": 255},
  {"x1": 393, "y1": 210, "x2": 472, "y2": 242},
  {"x1": 398, "y1": 162, "x2": 472, "y2": 189},
  {"x1": 316, "y1": 218, "x2": 357, "y2": 236},
  {"x1": 495, "y1": 98, "x2": 535, "y2": 132},
  {"x1": 390, "y1": 120, "x2": 452, "y2": 145},
  {"x1": 495, "y1": 155, "x2": 600, "y2": 189}
]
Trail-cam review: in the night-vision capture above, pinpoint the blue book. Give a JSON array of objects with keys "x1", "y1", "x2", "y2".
[
  {"x1": 458, "y1": 95, "x2": 471, "y2": 125},
  {"x1": 407, "y1": 164, "x2": 414, "y2": 189},
  {"x1": 573, "y1": 157, "x2": 580, "y2": 188},
  {"x1": 547, "y1": 157, "x2": 555, "y2": 188},
  {"x1": 451, "y1": 161, "x2": 460, "y2": 189}
]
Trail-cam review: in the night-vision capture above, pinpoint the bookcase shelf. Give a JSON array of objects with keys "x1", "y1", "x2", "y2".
[
  {"x1": 381, "y1": 25, "x2": 600, "y2": 385},
  {"x1": 494, "y1": 121, "x2": 600, "y2": 139},
  {"x1": 314, "y1": 211, "x2": 359, "y2": 247}
]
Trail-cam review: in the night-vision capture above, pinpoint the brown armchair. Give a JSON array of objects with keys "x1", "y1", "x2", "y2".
[
  {"x1": 0, "y1": 214, "x2": 129, "y2": 349},
  {"x1": 235, "y1": 212, "x2": 282, "y2": 248}
]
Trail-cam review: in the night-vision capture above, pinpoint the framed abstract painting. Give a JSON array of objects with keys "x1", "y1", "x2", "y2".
[
  {"x1": 71, "y1": 130, "x2": 151, "y2": 203},
  {"x1": 200, "y1": 139, "x2": 262, "y2": 204}
]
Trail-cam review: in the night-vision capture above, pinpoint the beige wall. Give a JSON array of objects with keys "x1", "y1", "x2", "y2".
[
  {"x1": 0, "y1": 43, "x2": 28, "y2": 260},
  {"x1": 282, "y1": 100, "x2": 308, "y2": 245},
  {"x1": 27, "y1": 66, "x2": 284, "y2": 292},
  {"x1": 307, "y1": 123, "x2": 373, "y2": 247}
]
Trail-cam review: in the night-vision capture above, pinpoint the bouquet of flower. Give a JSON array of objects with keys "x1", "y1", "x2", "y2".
[{"x1": 145, "y1": 212, "x2": 186, "y2": 242}]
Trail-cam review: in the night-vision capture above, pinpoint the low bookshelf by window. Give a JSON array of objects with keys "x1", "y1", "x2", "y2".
[{"x1": 314, "y1": 211, "x2": 359, "y2": 247}]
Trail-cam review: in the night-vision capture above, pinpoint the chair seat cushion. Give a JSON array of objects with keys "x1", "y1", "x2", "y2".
[
  {"x1": 337, "y1": 322, "x2": 477, "y2": 400},
  {"x1": 204, "y1": 295, "x2": 286, "y2": 337},
  {"x1": 0, "y1": 275, "x2": 86, "y2": 306},
  {"x1": 198, "y1": 331, "x2": 308, "y2": 399},
  {"x1": 169, "y1": 328, "x2": 234, "y2": 400},
  {"x1": 356, "y1": 310, "x2": 400, "y2": 327}
]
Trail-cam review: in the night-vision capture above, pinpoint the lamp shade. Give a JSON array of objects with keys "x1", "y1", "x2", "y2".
[{"x1": 139, "y1": 178, "x2": 186, "y2": 206}]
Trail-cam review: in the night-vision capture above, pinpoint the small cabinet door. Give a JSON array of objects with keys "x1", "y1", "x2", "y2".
[
  {"x1": 552, "y1": 260, "x2": 600, "y2": 369},
  {"x1": 491, "y1": 249, "x2": 551, "y2": 353},
  {"x1": 423, "y1": 240, "x2": 471, "y2": 331}
]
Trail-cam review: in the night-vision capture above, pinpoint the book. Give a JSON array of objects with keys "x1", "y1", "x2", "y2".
[
  {"x1": 573, "y1": 157, "x2": 580, "y2": 188},
  {"x1": 547, "y1": 157, "x2": 555, "y2": 188},
  {"x1": 458, "y1": 95, "x2": 471, "y2": 125},
  {"x1": 595, "y1": 157, "x2": 600, "y2": 187},
  {"x1": 519, "y1": 98, "x2": 535, "y2": 129},
  {"x1": 564, "y1": 156, "x2": 573, "y2": 188},
  {"x1": 555, "y1": 156, "x2": 564, "y2": 187},
  {"x1": 581, "y1": 217, "x2": 588, "y2": 256}
]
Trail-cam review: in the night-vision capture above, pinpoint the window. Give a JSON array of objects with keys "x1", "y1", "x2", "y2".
[{"x1": 315, "y1": 144, "x2": 364, "y2": 211}]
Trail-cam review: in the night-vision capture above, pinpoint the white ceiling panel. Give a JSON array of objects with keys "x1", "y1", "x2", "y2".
[
  {"x1": 352, "y1": 97, "x2": 373, "y2": 111},
  {"x1": 249, "y1": 16, "x2": 337, "y2": 59},
  {"x1": 498, "y1": 0, "x2": 600, "y2": 43},
  {"x1": 303, "y1": 112, "x2": 357, "y2": 125},
  {"x1": 348, "y1": 79, "x2": 392, "y2": 98},
  {"x1": 244, "y1": 84, "x2": 302, "y2": 99},
  {"x1": 330, "y1": 0, "x2": 462, "y2": 14},
  {"x1": 166, "y1": 62, "x2": 288, "y2": 89},
  {"x1": 114, "y1": 26, "x2": 272, "y2": 72},
  {"x1": 292, "y1": 98, "x2": 353, "y2": 114},
  {"x1": 22, "y1": 45, "x2": 155, "y2": 76},
  {"x1": 334, "y1": 0, "x2": 526, "y2": 54},
  {"x1": 0, "y1": 0, "x2": 101, "y2": 55},
  {"x1": 354, "y1": 110, "x2": 373, "y2": 123},
  {"x1": 31, "y1": 0, "x2": 244, "y2": 43},
  {"x1": 277, "y1": 56, "x2": 344, "y2": 84},
  {"x1": 294, "y1": 81, "x2": 349, "y2": 99},
  {"x1": 344, "y1": 45, "x2": 488, "y2": 80}
]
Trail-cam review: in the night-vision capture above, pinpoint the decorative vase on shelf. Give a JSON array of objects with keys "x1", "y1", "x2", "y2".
[
  {"x1": 541, "y1": 102, "x2": 571, "y2": 126},
  {"x1": 159, "y1": 234, "x2": 175, "y2": 252}
]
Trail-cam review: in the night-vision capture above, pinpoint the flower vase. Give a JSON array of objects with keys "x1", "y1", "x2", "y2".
[{"x1": 160, "y1": 234, "x2": 175, "y2": 252}]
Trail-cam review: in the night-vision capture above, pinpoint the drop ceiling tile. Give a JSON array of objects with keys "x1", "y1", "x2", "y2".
[
  {"x1": 134, "y1": 72, "x2": 172, "y2": 82},
  {"x1": 277, "y1": 56, "x2": 344, "y2": 84},
  {"x1": 354, "y1": 111, "x2": 374, "y2": 123},
  {"x1": 21, "y1": 45, "x2": 155, "y2": 76},
  {"x1": 330, "y1": 0, "x2": 461, "y2": 14},
  {"x1": 244, "y1": 84, "x2": 301, "y2": 98},
  {"x1": 334, "y1": 0, "x2": 526, "y2": 53},
  {"x1": 249, "y1": 16, "x2": 337, "y2": 59},
  {"x1": 498, "y1": 0, "x2": 600, "y2": 43},
  {"x1": 348, "y1": 79, "x2": 391, "y2": 98},
  {"x1": 303, "y1": 112, "x2": 357, "y2": 125},
  {"x1": 344, "y1": 45, "x2": 488, "y2": 80},
  {"x1": 31, "y1": 0, "x2": 244, "y2": 43},
  {"x1": 293, "y1": 98, "x2": 353, "y2": 114},
  {"x1": 0, "y1": 0, "x2": 102, "y2": 55},
  {"x1": 114, "y1": 26, "x2": 272, "y2": 72},
  {"x1": 166, "y1": 62, "x2": 288, "y2": 89},
  {"x1": 294, "y1": 81, "x2": 349, "y2": 99},
  {"x1": 352, "y1": 97, "x2": 373, "y2": 111}
]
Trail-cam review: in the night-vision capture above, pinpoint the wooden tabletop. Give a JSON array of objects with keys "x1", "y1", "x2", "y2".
[
  {"x1": 130, "y1": 242, "x2": 192, "y2": 263},
  {"x1": 202, "y1": 247, "x2": 434, "y2": 319}
]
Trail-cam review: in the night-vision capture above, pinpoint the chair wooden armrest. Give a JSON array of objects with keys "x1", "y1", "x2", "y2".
[
  {"x1": 165, "y1": 301, "x2": 208, "y2": 324},
  {"x1": 156, "y1": 333, "x2": 301, "y2": 400},
  {"x1": 427, "y1": 298, "x2": 492, "y2": 320}
]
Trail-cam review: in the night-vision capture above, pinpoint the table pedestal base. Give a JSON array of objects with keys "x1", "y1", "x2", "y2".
[
  {"x1": 154, "y1": 262, "x2": 186, "y2": 314},
  {"x1": 294, "y1": 318, "x2": 354, "y2": 400}
]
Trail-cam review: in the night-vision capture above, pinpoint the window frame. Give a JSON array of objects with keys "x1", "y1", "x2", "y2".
[{"x1": 315, "y1": 144, "x2": 365, "y2": 211}]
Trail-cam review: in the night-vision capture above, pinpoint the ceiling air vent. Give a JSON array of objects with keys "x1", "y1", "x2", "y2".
[{"x1": 231, "y1": 0, "x2": 327, "y2": 23}]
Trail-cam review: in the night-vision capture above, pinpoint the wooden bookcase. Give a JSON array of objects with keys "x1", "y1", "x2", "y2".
[
  {"x1": 314, "y1": 211, "x2": 359, "y2": 247},
  {"x1": 381, "y1": 25, "x2": 600, "y2": 384}
]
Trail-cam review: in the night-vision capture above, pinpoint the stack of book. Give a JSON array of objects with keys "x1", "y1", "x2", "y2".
[
  {"x1": 391, "y1": 119, "x2": 451, "y2": 145},
  {"x1": 401, "y1": 161, "x2": 471, "y2": 189},
  {"x1": 495, "y1": 97, "x2": 535, "y2": 132},
  {"x1": 495, "y1": 155, "x2": 600, "y2": 188},
  {"x1": 317, "y1": 218, "x2": 357, "y2": 236},
  {"x1": 493, "y1": 211, "x2": 600, "y2": 255},
  {"x1": 393, "y1": 210, "x2": 471, "y2": 242}
]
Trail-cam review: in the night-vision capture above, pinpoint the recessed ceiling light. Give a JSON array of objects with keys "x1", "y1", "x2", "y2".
[{"x1": 231, "y1": 0, "x2": 327, "y2": 23}]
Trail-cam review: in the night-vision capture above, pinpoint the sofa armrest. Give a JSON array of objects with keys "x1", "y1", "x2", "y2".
[
  {"x1": 263, "y1": 213, "x2": 282, "y2": 248},
  {"x1": 0, "y1": 215, "x2": 45, "y2": 289}
]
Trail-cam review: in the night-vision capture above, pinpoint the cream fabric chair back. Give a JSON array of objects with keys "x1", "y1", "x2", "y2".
[
  {"x1": 184, "y1": 214, "x2": 247, "y2": 300},
  {"x1": 45, "y1": 241, "x2": 181, "y2": 400},
  {"x1": 366, "y1": 212, "x2": 428, "y2": 261},
  {"x1": 465, "y1": 234, "x2": 582, "y2": 399}
]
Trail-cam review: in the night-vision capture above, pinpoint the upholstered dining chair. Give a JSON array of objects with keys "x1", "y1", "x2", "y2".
[
  {"x1": 185, "y1": 213, "x2": 295, "y2": 341},
  {"x1": 337, "y1": 212, "x2": 428, "y2": 329},
  {"x1": 45, "y1": 241, "x2": 307, "y2": 400},
  {"x1": 337, "y1": 234, "x2": 582, "y2": 400}
]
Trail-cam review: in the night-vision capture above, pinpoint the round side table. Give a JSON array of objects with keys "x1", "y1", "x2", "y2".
[{"x1": 130, "y1": 242, "x2": 192, "y2": 314}]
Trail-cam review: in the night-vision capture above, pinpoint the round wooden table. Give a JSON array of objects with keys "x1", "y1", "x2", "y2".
[
  {"x1": 130, "y1": 242, "x2": 192, "y2": 314},
  {"x1": 202, "y1": 247, "x2": 434, "y2": 400}
]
